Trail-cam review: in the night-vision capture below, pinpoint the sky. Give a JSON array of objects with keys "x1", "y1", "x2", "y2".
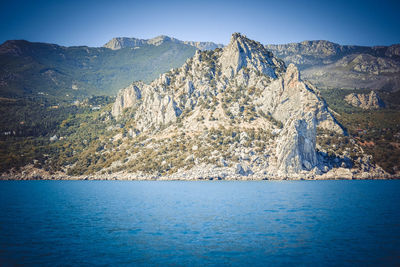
[{"x1": 0, "y1": 0, "x2": 399, "y2": 47}]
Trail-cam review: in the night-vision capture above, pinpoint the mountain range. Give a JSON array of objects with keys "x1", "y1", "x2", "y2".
[
  {"x1": 104, "y1": 35, "x2": 224, "y2": 51},
  {"x1": 1, "y1": 33, "x2": 395, "y2": 180},
  {"x1": 0, "y1": 33, "x2": 399, "y2": 179},
  {"x1": 1, "y1": 35, "x2": 399, "y2": 102},
  {"x1": 266, "y1": 41, "x2": 400, "y2": 91},
  {"x1": 0, "y1": 38, "x2": 197, "y2": 99}
]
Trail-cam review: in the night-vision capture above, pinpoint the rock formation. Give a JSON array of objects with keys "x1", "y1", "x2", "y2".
[
  {"x1": 110, "y1": 33, "x2": 345, "y2": 178},
  {"x1": 344, "y1": 91, "x2": 385, "y2": 109}
]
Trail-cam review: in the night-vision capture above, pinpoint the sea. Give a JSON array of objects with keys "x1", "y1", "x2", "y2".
[{"x1": 0, "y1": 180, "x2": 399, "y2": 266}]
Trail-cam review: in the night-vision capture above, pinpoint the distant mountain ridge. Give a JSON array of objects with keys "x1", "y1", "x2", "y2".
[
  {"x1": 104, "y1": 35, "x2": 224, "y2": 51},
  {"x1": 0, "y1": 39, "x2": 197, "y2": 99},
  {"x1": 1, "y1": 36, "x2": 399, "y2": 102},
  {"x1": 265, "y1": 40, "x2": 400, "y2": 91}
]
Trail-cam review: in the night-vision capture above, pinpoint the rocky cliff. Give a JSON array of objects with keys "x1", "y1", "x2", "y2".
[
  {"x1": 106, "y1": 33, "x2": 356, "y2": 179},
  {"x1": 344, "y1": 91, "x2": 385, "y2": 109},
  {"x1": 104, "y1": 35, "x2": 224, "y2": 51}
]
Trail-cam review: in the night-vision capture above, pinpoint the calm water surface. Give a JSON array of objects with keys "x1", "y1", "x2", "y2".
[{"x1": 0, "y1": 180, "x2": 399, "y2": 266}]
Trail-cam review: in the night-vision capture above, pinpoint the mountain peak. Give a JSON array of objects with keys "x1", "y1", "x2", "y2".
[
  {"x1": 229, "y1": 32, "x2": 262, "y2": 49},
  {"x1": 230, "y1": 32, "x2": 247, "y2": 41},
  {"x1": 219, "y1": 33, "x2": 285, "y2": 78},
  {"x1": 109, "y1": 33, "x2": 345, "y2": 178}
]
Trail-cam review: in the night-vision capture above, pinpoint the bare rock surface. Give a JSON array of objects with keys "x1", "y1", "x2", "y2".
[{"x1": 344, "y1": 91, "x2": 385, "y2": 109}]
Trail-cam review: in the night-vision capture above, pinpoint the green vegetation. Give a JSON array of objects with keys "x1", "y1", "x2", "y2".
[
  {"x1": 319, "y1": 88, "x2": 400, "y2": 174},
  {"x1": 0, "y1": 40, "x2": 196, "y2": 99},
  {"x1": 0, "y1": 96, "x2": 115, "y2": 173}
]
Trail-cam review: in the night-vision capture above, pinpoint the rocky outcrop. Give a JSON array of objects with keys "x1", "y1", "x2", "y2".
[
  {"x1": 219, "y1": 33, "x2": 284, "y2": 78},
  {"x1": 110, "y1": 33, "x2": 345, "y2": 177},
  {"x1": 344, "y1": 91, "x2": 385, "y2": 109},
  {"x1": 346, "y1": 54, "x2": 400, "y2": 74},
  {"x1": 255, "y1": 63, "x2": 344, "y2": 134},
  {"x1": 112, "y1": 33, "x2": 343, "y2": 132},
  {"x1": 275, "y1": 112, "x2": 317, "y2": 175},
  {"x1": 104, "y1": 35, "x2": 223, "y2": 51},
  {"x1": 111, "y1": 83, "x2": 142, "y2": 117}
]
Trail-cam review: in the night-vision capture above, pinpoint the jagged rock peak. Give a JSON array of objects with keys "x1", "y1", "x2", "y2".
[
  {"x1": 219, "y1": 33, "x2": 286, "y2": 78},
  {"x1": 285, "y1": 63, "x2": 300, "y2": 87},
  {"x1": 112, "y1": 33, "x2": 343, "y2": 134},
  {"x1": 108, "y1": 33, "x2": 348, "y2": 177}
]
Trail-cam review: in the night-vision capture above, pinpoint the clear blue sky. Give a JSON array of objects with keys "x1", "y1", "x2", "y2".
[{"x1": 1, "y1": 0, "x2": 399, "y2": 47}]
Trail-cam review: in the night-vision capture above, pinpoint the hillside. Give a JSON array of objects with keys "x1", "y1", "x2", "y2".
[
  {"x1": 266, "y1": 41, "x2": 400, "y2": 91},
  {"x1": 0, "y1": 39, "x2": 197, "y2": 99}
]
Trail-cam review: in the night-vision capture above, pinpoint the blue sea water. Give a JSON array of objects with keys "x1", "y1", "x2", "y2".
[{"x1": 0, "y1": 180, "x2": 400, "y2": 266}]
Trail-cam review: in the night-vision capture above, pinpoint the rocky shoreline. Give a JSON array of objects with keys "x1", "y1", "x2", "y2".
[{"x1": 1, "y1": 164, "x2": 397, "y2": 181}]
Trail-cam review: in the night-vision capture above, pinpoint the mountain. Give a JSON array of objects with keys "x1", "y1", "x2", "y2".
[
  {"x1": 266, "y1": 41, "x2": 400, "y2": 91},
  {"x1": 106, "y1": 33, "x2": 355, "y2": 179},
  {"x1": 1, "y1": 34, "x2": 399, "y2": 179},
  {"x1": 0, "y1": 39, "x2": 197, "y2": 99},
  {"x1": 2, "y1": 36, "x2": 399, "y2": 103},
  {"x1": 5, "y1": 33, "x2": 390, "y2": 180},
  {"x1": 104, "y1": 35, "x2": 224, "y2": 51}
]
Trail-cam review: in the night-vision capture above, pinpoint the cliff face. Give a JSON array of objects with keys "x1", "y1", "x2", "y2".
[{"x1": 109, "y1": 33, "x2": 347, "y2": 178}]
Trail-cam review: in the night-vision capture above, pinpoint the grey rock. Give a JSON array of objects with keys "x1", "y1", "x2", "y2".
[
  {"x1": 275, "y1": 112, "x2": 317, "y2": 175},
  {"x1": 344, "y1": 91, "x2": 385, "y2": 109}
]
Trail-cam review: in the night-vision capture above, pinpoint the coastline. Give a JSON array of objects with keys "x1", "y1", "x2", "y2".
[
  {"x1": 1, "y1": 163, "x2": 397, "y2": 181},
  {"x1": 1, "y1": 170, "x2": 397, "y2": 181}
]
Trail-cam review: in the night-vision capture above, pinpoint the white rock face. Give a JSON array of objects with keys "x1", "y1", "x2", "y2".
[
  {"x1": 219, "y1": 33, "x2": 284, "y2": 78},
  {"x1": 112, "y1": 82, "x2": 181, "y2": 131},
  {"x1": 255, "y1": 63, "x2": 343, "y2": 134},
  {"x1": 111, "y1": 83, "x2": 142, "y2": 117},
  {"x1": 110, "y1": 33, "x2": 346, "y2": 176},
  {"x1": 275, "y1": 112, "x2": 317, "y2": 175}
]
